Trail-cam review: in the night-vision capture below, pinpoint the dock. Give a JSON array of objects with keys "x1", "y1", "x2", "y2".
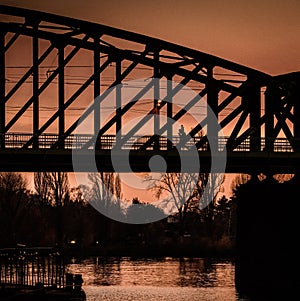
[{"x1": 0, "y1": 247, "x2": 86, "y2": 300}]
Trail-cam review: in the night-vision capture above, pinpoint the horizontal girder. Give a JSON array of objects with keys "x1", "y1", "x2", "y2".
[{"x1": 0, "y1": 149, "x2": 299, "y2": 173}]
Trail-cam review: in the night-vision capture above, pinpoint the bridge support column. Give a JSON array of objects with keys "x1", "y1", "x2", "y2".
[{"x1": 235, "y1": 175, "x2": 298, "y2": 299}]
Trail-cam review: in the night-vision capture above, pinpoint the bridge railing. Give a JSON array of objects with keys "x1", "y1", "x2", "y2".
[
  {"x1": 0, "y1": 133, "x2": 295, "y2": 152},
  {"x1": 0, "y1": 247, "x2": 65, "y2": 288}
]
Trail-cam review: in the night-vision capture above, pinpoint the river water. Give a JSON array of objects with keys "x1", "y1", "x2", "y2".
[{"x1": 66, "y1": 257, "x2": 243, "y2": 301}]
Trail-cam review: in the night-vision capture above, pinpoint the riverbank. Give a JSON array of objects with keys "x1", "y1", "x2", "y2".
[
  {"x1": 0, "y1": 285, "x2": 86, "y2": 301},
  {"x1": 64, "y1": 236, "x2": 235, "y2": 259}
]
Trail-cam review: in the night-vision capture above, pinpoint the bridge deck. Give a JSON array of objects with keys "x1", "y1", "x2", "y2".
[{"x1": 0, "y1": 134, "x2": 298, "y2": 173}]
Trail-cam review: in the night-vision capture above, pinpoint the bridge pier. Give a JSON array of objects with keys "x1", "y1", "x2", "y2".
[{"x1": 235, "y1": 174, "x2": 299, "y2": 299}]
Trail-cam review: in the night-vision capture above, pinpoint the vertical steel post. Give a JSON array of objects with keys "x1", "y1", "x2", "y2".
[
  {"x1": 247, "y1": 84, "x2": 261, "y2": 151},
  {"x1": 94, "y1": 35, "x2": 100, "y2": 139},
  {"x1": 154, "y1": 50, "x2": 160, "y2": 150},
  {"x1": 33, "y1": 23, "x2": 39, "y2": 148},
  {"x1": 264, "y1": 85, "x2": 275, "y2": 152},
  {"x1": 0, "y1": 30, "x2": 5, "y2": 149},
  {"x1": 167, "y1": 74, "x2": 173, "y2": 150},
  {"x1": 116, "y1": 59, "x2": 122, "y2": 147},
  {"x1": 58, "y1": 45, "x2": 65, "y2": 149},
  {"x1": 293, "y1": 79, "x2": 300, "y2": 152},
  {"x1": 207, "y1": 65, "x2": 218, "y2": 151}
]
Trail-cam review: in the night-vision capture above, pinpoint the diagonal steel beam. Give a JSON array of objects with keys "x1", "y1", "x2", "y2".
[
  {"x1": 187, "y1": 86, "x2": 246, "y2": 149},
  {"x1": 23, "y1": 58, "x2": 111, "y2": 148},
  {"x1": 5, "y1": 37, "x2": 88, "y2": 132},
  {"x1": 118, "y1": 65, "x2": 203, "y2": 148},
  {"x1": 55, "y1": 51, "x2": 150, "y2": 148},
  {"x1": 77, "y1": 81, "x2": 155, "y2": 150},
  {"x1": 226, "y1": 110, "x2": 249, "y2": 151},
  {"x1": 219, "y1": 105, "x2": 244, "y2": 129},
  {"x1": 286, "y1": 111, "x2": 294, "y2": 123},
  {"x1": 114, "y1": 49, "x2": 241, "y2": 94},
  {"x1": 218, "y1": 80, "x2": 250, "y2": 113},
  {"x1": 232, "y1": 115, "x2": 266, "y2": 149},
  {"x1": 171, "y1": 58, "x2": 198, "y2": 67},
  {"x1": 272, "y1": 95, "x2": 294, "y2": 139},
  {"x1": 5, "y1": 44, "x2": 54, "y2": 103},
  {"x1": 139, "y1": 88, "x2": 207, "y2": 150},
  {"x1": 274, "y1": 111, "x2": 294, "y2": 149},
  {"x1": 96, "y1": 81, "x2": 154, "y2": 137},
  {"x1": 4, "y1": 32, "x2": 20, "y2": 51}
]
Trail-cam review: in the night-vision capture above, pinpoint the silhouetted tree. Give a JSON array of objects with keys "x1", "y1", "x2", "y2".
[
  {"x1": 34, "y1": 172, "x2": 52, "y2": 206},
  {"x1": 0, "y1": 172, "x2": 29, "y2": 245},
  {"x1": 126, "y1": 197, "x2": 166, "y2": 224},
  {"x1": 34, "y1": 172, "x2": 69, "y2": 206},
  {"x1": 198, "y1": 173, "x2": 225, "y2": 221},
  {"x1": 87, "y1": 172, "x2": 122, "y2": 215},
  {"x1": 63, "y1": 186, "x2": 95, "y2": 247},
  {"x1": 214, "y1": 195, "x2": 236, "y2": 239},
  {"x1": 85, "y1": 172, "x2": 123, "y2": 241},
  {"x1": 146, "y1": 173, "x2": 198, "y2": 227},
  {"x1": 34, "y1": 172, "x2": 69, "y2": 246},
  {"x1": 230, "y1": 174, "x2": 251, "y2": 194},
  {"x1": 146, "y1": 172, "x2": 224, "y2": 234}
]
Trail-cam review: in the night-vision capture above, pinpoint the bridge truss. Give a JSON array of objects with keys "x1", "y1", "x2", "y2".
[{"x1": 0, "y1": 5, "x2": 300, "y2": 173}]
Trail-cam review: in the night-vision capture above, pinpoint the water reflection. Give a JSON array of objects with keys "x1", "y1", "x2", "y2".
[
  {"x1": 178, "y1": 258, "x2": 234, "y2": 288},
  {"x1": 66, "y1": 257, "x2": 235, "y2": 288},
  {"x1": 65, "y1": 257, "x2": 245, "y2": 300}
]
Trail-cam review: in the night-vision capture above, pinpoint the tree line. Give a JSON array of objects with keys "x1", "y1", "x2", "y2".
[{"x1": 0, "y1": 171, "x2": 238, "y2": 256}]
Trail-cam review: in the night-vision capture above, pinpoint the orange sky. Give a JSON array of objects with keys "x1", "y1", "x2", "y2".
[
  {"x1": 2, "y1": 0, "x2": 300, "y2": 75},
  {"x1": 2, "y1": 0, "x2": 300, "y2": 201}
]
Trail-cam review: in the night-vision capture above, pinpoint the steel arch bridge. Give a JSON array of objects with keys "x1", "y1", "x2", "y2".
[{"x1": 0, "y1": 5, "x2": 300, "y2": 173}]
